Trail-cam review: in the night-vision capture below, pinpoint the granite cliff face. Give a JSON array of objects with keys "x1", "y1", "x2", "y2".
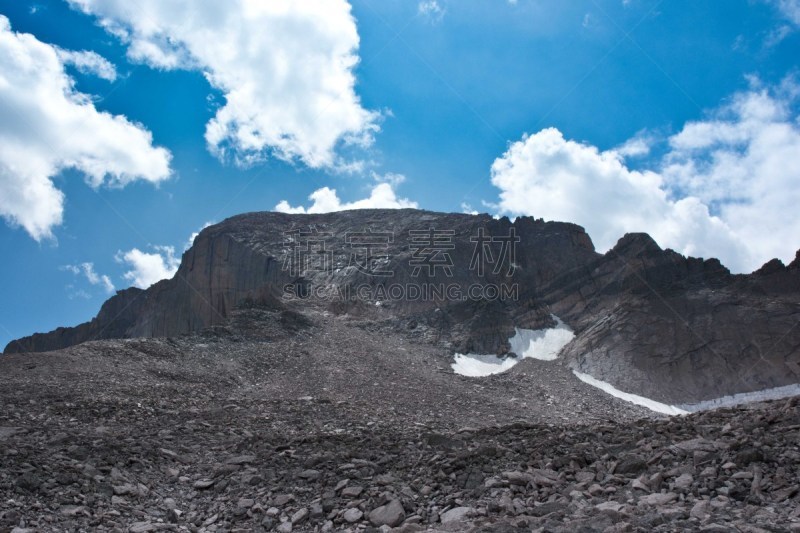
[{"x1": 5, "y1": 209, "x2": 800, "y2": 405}]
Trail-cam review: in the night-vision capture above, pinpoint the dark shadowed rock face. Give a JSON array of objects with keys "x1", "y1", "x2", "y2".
[{"x1": 5, "y1": 209, "x2": 800, "y2": 405}]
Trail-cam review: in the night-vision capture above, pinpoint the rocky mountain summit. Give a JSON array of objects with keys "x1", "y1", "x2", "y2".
[{"x1": 6, "y1": 209, "x2": 800, "y2": 406}]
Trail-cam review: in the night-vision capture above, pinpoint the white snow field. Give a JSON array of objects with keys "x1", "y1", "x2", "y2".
[
  {"x1": 678, "y1": 383, "x2": 800, "y2": 412},
  {"x1": 450, "y1": 353, "x2": 519, "y2": 377},
  {"x1": 508, "y1": 315, "x2": 575, "y2": 361},
  {"x1": 571, "y1": 370, "x2": 689, "y2": 416},
  {"x1": 451, "y1": 315, "x2": 575, "y2": 377}
]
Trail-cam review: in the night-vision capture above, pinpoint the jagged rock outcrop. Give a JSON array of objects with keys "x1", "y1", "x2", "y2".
[{"x1": 5, "y1": 209, "x2": 800, "y2": 405}]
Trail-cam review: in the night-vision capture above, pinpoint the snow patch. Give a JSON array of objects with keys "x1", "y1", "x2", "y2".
[
  {"x1": 451, "y1": 315, "x2": 574, "y2": 377},
  {"x1": 451, "y1": 353, "x2": 519, "y2": 377},
  {"x1": 572, "y1": 370, "x2": 689, "y2": 416},
  {"x1": 509, "y1": 316, "x2": 575, "y2": 361},
  {"x1": 678, "y1": 383, "x2": 800, "y2": 412}
]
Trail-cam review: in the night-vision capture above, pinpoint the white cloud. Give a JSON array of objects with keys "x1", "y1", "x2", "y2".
[
  {"x1": 491, "y1": 128, "x2": 746, "y2": 268},
  {"x1": 418, "y1": 1, "x2": 446, "y2": 23},
  {"x1": 662, "y1": 80, "x2": 800, "y2": 269},
  {"x1": 372, "y1": 171, "x2": 406, "y2": 186},
  {"x1": 275, "y1": 182, "x2": 418, "y2": 214},
  {"x1": 615, "y1": 134, "x2": 652, "y2": 158},
  {"x1": 0, "y1": 16, "x2": 171, "y2": 241},
  {"x1": 68, "y1": 0, "x2": 380, "y2": 170},
  {"x1": 771, "y1": 0, "x2": 800, "y2": 25},
  {"x1": 62, "y1": 262, "x2": 115, "y2": 294},
  {"x1": 491, "y1": 80, "x2": 800, "y2": 273},
  {"x1": 116, "y1": 246, "x2": 180, "y2": 289},
  {"x1": 764, "y1": 24, "x2": 793, "y2": 47},
  {"x1": 461, "y1": 202, "x2": 479, "y2": 215},
  {"x1": 55, "y1": 48, "x2": 117, "y2": 81}
]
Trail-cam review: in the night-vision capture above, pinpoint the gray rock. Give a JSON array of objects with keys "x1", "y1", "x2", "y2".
[
  {"x1": 291, "y1": 508, "x2": 308, "y2": 524},
  {"x1": 528, "y1": 502, "x2": 566, "y2": 517},
  {"x1": 193, "y1": 479, "x2": 214, "y2": 490},
  {"x1": 639, "y1": 493, "x2": 678, "y2": 506},
  {"x1": 440, "y1": 506, "x2": 474, "y2": 524},
  {"x1": 238, "y1": 498, "x2": 255, "y2": 509},
  {"x1": 690, "y1": 500, "x2": 711, "y2": 520},
  {"x1": 226, "y1": 455, "x2": 257, "y2": 465},
  {"x1": 674, "y1": 473, "x2": 693, "y2": 490},
  {"x1": 369, "y1": 499, "x2": 406, "y2": 527},
  {"x1": 309, "y1": 501, "x2": 324, "y2": 519},
  {"x1": 615, "y1": 456, "x2": 647, "y2": 476},
  {"x1": 503, "y1": 471, "x2": 533, "y2": 486},
  {"x1": 341, "y1": 485, "x2": 364, "y2": 498},
  {"x1": 112, "y1": 483, "x2": 137, "y2": 495},
  {"x1": 298, "y1": 469, "x2": 320, "y2": 480},
  {"x1": 595, "y1": 501, "x2": 624, "y2": 515},
  {"x1": 343, "y1": 508, "x2": 363, "y2": 523},
  {"x1": 273, "y1": 494, "x2": 294, "y2": 507}
]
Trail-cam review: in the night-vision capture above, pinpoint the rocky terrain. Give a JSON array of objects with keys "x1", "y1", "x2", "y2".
[
  {"x1": 2, "y1": 307, "x2": 799, "y2": 532},
  {"x1": 2, "y1": 209, "x2": 800, "y2": 531}
]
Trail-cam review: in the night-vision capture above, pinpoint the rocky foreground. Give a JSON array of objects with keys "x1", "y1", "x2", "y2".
[
  {"x1": 1, "y1": 308, "x2": 799, "y2": 532},
  {"x1": 1, "y1": 384, "x2": 799, "y2": 533}
]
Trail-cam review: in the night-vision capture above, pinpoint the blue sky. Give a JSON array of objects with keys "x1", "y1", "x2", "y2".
[{"x1": 1, "y1": 0, "x2": 799, "y2": 348}]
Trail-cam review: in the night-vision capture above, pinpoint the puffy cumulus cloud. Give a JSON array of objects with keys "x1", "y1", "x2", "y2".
[
  {"x1": 491, "y1": 128, "x2": 745, "y2": 268},
  {"x1": 68, "y1": 0, "x2": 380, "y2": 169},
  {"x1": 62, "y1": 262, "x2": 115, "y2": 294},
  {"x1": 491, "y1": 80, "x2": 800, "y2": 273},
  {"x1": 275, "y1": 182, "x2": 418, "y2": 214},
  {"x1": 0, "y1": 16, "x2": 171, "y2": 241},
  {"x1": 662, "y1": 80, "x2": 800, "y2": 269},
  {"x1": 116, "y1": 246, "x2": 180, "y2": 289}
]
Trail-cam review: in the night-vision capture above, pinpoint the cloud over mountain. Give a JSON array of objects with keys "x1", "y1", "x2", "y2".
[
  {"x1": 492, "y1": 79, "x2": 800, "y2": 273},
  {"x1": 275, "y1": 182, "x2": 418, "y2": 214}
]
